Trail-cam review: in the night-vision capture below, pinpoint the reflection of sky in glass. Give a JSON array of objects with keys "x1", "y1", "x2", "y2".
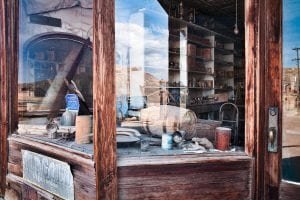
[
  {"x1": 283, "y1": 0, "x2": 300, "y2": 67},
  {"x1": 116, "y1": 0, "x2": 166, "y2": 22},
  {"x1": 115, "y1": 0, "x2": 169, "y2": 80}
]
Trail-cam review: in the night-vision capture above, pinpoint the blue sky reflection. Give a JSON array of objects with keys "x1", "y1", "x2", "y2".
[{"x1": 283, "y1": 0, "x2": 300, "y2": 67}]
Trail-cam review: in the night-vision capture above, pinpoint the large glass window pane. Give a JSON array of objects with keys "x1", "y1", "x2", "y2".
[
  {"x1": 115, "y1": 0, "x2": 245, "y2": 157},
  {"x1": 282, "y1": 0, "x2": 300, "y2": 183},
  {"x1": 18, "y1": 0, "x2": 93, "y2": 152}
]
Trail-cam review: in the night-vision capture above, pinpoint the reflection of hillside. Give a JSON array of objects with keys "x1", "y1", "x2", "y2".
[
  {"x1": 18, "y1": 76, "x2": 93, "y2": 113},
  {"x1": 116, "y1": 65, "x2": 167, "y2": 104}
]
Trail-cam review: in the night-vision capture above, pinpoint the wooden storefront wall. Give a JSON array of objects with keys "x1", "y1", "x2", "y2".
[
  {"x1": 0, "y1": 0, "x2": 8, "y2": 195},
  {"x1": 93, "y1": 0, "x2": 117, "y2": 199},
  {"x1": 0, "y1": 0, "x2": 288, "y2": 200}
]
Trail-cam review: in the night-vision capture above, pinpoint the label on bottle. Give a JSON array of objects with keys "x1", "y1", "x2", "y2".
[{"x1": 65, "y1": 94, "x2": 79, "y2": 111}]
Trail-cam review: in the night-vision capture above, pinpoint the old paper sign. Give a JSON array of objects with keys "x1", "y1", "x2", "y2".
[{"x1": 22, "y1": 150, "x2": 74, "y2": 200}]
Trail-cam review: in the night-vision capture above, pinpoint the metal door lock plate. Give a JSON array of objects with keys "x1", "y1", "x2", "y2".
[{"x1": 268, "y1": 107, "x2": 278, "y2": 152}]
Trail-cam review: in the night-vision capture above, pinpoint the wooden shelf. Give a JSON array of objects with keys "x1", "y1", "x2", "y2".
[
  {"x1": 215, "y1": 88, "x2": 234, "y2": 92},
  {"x1": 169, "y1": 51, "x2": 213, "y2": 62},
  {"x1": 214, "y1": 60, "x2": 234, "y2": 67},
  {"x1": 215, "y1": 76, "x2": 234, "y2": 80},
  {"x1": 169, "y1": 17, "x2": 234, "y2": 42},
  {"x1": 169, "y1": 34, "x2": 213, "y2": 48},
  {"x1": 166, "y1": 18, "x2": 235, "y2": 113},
  {"x1": 144, "y1": 86, "x2": 186, "y2": 89},
  {"x1": 144, "y1": 86, "x2": 216, "y2": 90},
  {"x1": 169, "y1": 68, "x2": 214, "y2": 76},
  {"x1": 188, "y1": 87, "x2": 213, "y2": 90},
  {"x1": 214, "y1": 47, "x2": 234, "y2": 55}
]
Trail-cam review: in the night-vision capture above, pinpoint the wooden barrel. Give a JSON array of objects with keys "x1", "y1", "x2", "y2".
[
  {"x1": 215, "y1": 127, "x2": 231, "y2": 151},
  {"x1": 140, "y1": 105, "x2": 197, "y2": 137}
]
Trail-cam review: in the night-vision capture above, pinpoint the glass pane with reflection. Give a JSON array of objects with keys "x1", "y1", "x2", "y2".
[
  {"x1": 18, "y1": 0, "x2": 93, "y2": 153},
  {"x1": 115, "y1": 0, "x2": 245, "y2": 157},
  {"x1": 282, "y1": 0, "x2": 300, "y2": 183}
]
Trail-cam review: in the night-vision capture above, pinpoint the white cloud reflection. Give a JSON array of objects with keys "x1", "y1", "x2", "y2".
[{"x1": 115, "y1": 19, "x2": 169, "y2": 79}]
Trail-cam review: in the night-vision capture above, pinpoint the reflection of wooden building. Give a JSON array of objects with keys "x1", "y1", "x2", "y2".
[
  {"x1": 0, "y1": 0, "x2": 299, "y2": 200},
  {"x1": 283, "y1": 68, "x2": 298, "y2": 94},
  {"x1": 19, "y1": 33, "x2": 93, "y2": 116}
]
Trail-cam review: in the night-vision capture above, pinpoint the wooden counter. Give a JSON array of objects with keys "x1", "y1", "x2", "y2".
[
  {"x1": 6, "y1": 135, "x2": 253, "y2": 200},
  {"x1": 6, "y1": 135, "x2": 96, "y2": 200}
]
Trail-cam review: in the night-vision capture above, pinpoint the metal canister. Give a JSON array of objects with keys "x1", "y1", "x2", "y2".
[
  {"x1": 162, "y1": 133, "x2": 173, "y2": 150},
  {"x1": 215, "y1": 127, "x2": 231, "y2": 151}
]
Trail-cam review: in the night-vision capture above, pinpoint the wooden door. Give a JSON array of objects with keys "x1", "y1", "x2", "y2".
[
  {"x1": 262, "y1": 0, "x2": 300, "y2": 199},
  {"x1": 280, "y1": 0, "x2": 300, "y2": 199}
]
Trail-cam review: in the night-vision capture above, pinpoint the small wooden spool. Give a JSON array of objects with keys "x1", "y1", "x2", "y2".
[{"x1": 75, "y1": 115, "x2": 92, "y2": 144}]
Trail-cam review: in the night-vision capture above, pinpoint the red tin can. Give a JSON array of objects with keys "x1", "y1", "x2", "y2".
[{"x1": 215, "y1": 127, "x2": 231, "y2": 151}]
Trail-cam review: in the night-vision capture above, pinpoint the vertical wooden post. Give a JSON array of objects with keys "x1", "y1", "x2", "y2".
[
  {"x1": 0, "y1": 0, "x2": 8, "y2": 196},
  {"x1": 245, "y1": 0, "x2": 259, "y2": 158},
  {"x1": 0, "y1": 0, "x2": 18, "y2": 196},
  {"x1": 7, "y1": 0, "x2": 19, "y2": 133},
  {"x1": 246, "y1": 0, "x2": 282, "y2": 199},
  {"x1": 93, "y1": 0, "x2": 117, "y2": 199},
  {"x1": 245, "y1": 0, "x2": 262, "y2": 198},
  {"x1": 263, "y1": 0, "x2": 282, "y2": 199}
]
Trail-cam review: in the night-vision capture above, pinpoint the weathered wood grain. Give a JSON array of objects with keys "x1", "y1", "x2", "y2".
[
  {"x1": 244, "y1": 0, "x2": 258, "y2": 157},
  {"x1": 246, "y1": 0, "x2": 283, "y2": 199},
  {"x1": 22, "y1": 184, "x2": 38, "y2": 200},
  {"x1": 280, "y1": 181, "x2": 300, "y2": 200},
  {"x1": 0, "y1": 0, "x2": 284, "y2": 200},
  {"x1": 7, "y1": 173, "x2": 63, "y2": 200},
  {"x1": 118, "y1": 156, "x2": 253, "y2": 200},
  {"x1": 8, "y1": 0, "x2": 19, "y2": 133},
  {"x1": 263, "y1": 0, "x2": 282, "y2": 199},
  {"x1": 7, "y1": 136, "x2": 96, "y2": 200},
  {"x1": 0, "y1": 0, "x2": 8, "y2": 196},
  {"x1": 8, "y1": 135, "x2": 254, "y2": 200},
  {"x1": 0, "y1": 0, "x2": 19, "y2": 196},
  {"x1": 245, "y1": 1, "x2": 263, "y2": 199},
  {"x1": 93, "y1": 0, "x2": 117, "y2": 199}
]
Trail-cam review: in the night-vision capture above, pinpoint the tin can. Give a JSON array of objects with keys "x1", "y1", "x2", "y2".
[
  {"x1": 215, "y1": 127, "x2": 231, "y2": 151},
  {"x1": 162, "y1": 133, "x2": 173, "y2": 150}
]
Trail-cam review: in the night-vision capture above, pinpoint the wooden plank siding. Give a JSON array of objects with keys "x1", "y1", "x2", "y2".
[
  {"x1": 0, "y1": 0, "x2": 19, "y2": 196},
  {"x1": 263, "y1": 0, "x2": 283, "y2": 199},
  {"x1": 0, "y1": 0, "x2": 285, "y2": 200},
  {"x1": 0, "y1": 0, "x2": 9, "y2": 196},
  {"x1": 246, "y1": 0, "x2": 283, "y2": 199},
  {"x1": 6, "y1": 136, "x2": 96, "y2": 200},
  {"x1": 93, "y1": 0, "x2": 117, "y2": 199},
  {"x1": 6, "y1": 135, "x2": 253, "y2": 200},
  {"x1": 280, "y1": 181, "x2": 300, "y2": 200},
  {"x1": 118, "y1": 156, "x2": 253, "y2": 200}
]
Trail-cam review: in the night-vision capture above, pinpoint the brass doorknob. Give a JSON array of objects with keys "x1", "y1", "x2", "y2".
[{"x1": 268, "y1": 129, "x2": 275, "y2": 144}]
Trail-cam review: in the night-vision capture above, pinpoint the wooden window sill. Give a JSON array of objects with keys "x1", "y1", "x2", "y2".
[
  {"x1": 8, "y1": 134, "x2": 93, "y2": 161},
  {"x1": 9, "y1": 134, "x2": 251, "y2": 168},
  {"x1": 118, "y1": 152, "x2": 251, "y2": 167}
]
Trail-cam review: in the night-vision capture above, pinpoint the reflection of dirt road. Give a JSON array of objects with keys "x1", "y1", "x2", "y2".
[{"x1": 283, "y1": 94, "x2": 300, "y2": 158}]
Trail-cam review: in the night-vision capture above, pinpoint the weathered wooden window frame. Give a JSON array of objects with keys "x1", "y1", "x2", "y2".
[{"x1": 0, "y1": 0, "x2": 282, "y2": 199}]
